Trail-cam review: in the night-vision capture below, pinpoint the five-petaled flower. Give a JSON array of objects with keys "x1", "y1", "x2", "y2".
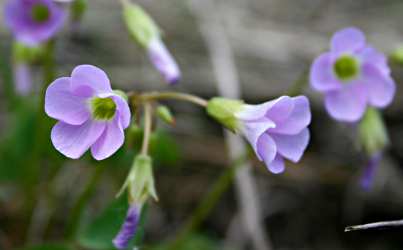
[
  {"x1": 207, "y1": 96, "x2": 311, "y2": 174},
  {"x1": 45, "y1": 65, "x2": 131, "y2": 160},
  {"x1": 310, "y1": 27, "x2": 395, "y2": 122},
  {"x1": 4, "y1": 0, "x2": 66, "y2": 46}
]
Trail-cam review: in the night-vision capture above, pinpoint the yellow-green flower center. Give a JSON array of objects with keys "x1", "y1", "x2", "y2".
[
  {"x1": 91, "y1": 97, "x2": 117, "y2": 121},
  {"x1": 31, "y1": 4, "x2": 50, "y2": 23},
  {"x1": 333, "y1": 55, "x2": 360, "y2": 81}
]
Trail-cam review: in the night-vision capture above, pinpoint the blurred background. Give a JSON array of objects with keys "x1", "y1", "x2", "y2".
[{"x1": 1, "y1": 0, "x2": 403, "y2": 249}]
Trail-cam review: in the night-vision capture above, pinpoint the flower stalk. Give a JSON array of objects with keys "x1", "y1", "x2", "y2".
[{"x1": 129, "y1": 91, "x2": 208, "y2": 108}]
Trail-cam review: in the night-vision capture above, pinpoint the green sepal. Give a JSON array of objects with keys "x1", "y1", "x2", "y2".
[
  {"x1": 113, "y1": 89, "x2": 129, "y2": 102},
  {"x1": 206, "y1": 97, "x2": 244, "y2": 133},
  {"x1": 156, "y1": 105, "x2": 175, "y2": 125},
  {"x1": 117, "y1": 154, "x2": 158, "y2": 203},
  {"x1": 358, "y1": 107, "x2": 389, "y2": 155},
  {"x1": 122, "y1": 2, "x2": 160, "y2": 48}
]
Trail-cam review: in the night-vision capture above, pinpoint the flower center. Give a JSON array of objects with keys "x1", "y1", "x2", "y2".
[
  {"x1": 91, "y1": 97, "x2": 117, "y2": 121},
  {"x1": 31, "y1": 4, "x2": 50, "y2": 23},
  {"x1": 333, "y1": 55, "x2": 360, "y2": 81}
]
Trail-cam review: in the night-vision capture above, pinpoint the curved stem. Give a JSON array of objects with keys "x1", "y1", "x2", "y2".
[
  {"x1": 141, "y1": 102, "x2": 153, "y2": 155},
  {"x1": 345, "y1": 219, "x2": 403, "y2": 232},
  {"x1": 130, "y1": 91, "x2": 208, "y2": 108}
]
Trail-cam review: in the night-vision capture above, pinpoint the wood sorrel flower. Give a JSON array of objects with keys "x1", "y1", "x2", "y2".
[
  {"x1": 4, "y1": 0, "x2": 66, "y2": 46},
  {"x1": 310, "y1": 27, "x2": 395, "y2": 122},
  {"x1": 122, "y1": 1, "x2": 181, "y2": 84},
  {"x1": 207, "y1": 96, "x2": 311, "y2": 174},
  {"x1": 45, "y1": 65, "x2": 131, "y2": 160}
]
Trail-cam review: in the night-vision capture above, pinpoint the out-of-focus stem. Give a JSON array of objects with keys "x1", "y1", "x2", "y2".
[{"x1": 189, "y1": 1, "x2": 273, "y2": 250}]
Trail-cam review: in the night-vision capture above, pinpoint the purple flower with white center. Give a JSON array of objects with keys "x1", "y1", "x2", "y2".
[
  {"x1": 235, "y1": 96, "x2": 311, "y2": 173},
  {"x1": 13, "y1": 63, "x2": 33, "y2": 95},
  {"x1": 148, "y1": 38, "x2": 181, "y2": 84},
  {"x1": 45, "y1": 65, "x2": 131, "y2": 160},
  {"x1": 4, "y1": 0, "x2": 66, "y2": 46},
  {"x1": 310, "y1": 27, "x2": 395, "y2": 122},
  {"x1": 113, "y1": 204, "x2": 141, "y2": 250}
]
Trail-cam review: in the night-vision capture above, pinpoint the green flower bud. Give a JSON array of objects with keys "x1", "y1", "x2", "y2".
[
  {"x1": 391, "y1": 46, "x2": 403, "y2": 65},
  {"x1": 117, "y1": 154, "x2": 158, "y2": 204},
  {"x1": 358, "y1": 107, "x2": 389, "y2": 155},
  {"x1": 156, "y1": 105, "x2": 175, "y2": 125},
  {"x1": 71, "y1": 0, "x2": 87, "y2": 22},
  {"x1": 122, "y1": 1, "x2": 160, "y2": 48},
  {"x1": 206, "y1": 97, "x2": 244, "y2": 133}
]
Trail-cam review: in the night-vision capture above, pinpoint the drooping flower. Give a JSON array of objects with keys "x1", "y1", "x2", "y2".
[
  {"x1": 122, "y1": 1, "x2": 181, "y2": 84},
  {"x1": 310, "y1": 27, "x2": 395, "y2": 122},
  {"x1": 207, "y1": 96, "x2": 311, "y2": 174},
  {"x1": 4, "y1": 0, "x2": 66, "y2": 46},
  {"x1": 45, "y1": 65, "x2": 131, "y2": 160},
  {"x1": 113, "y1": 204, "x2": 141, "y2": 250}
]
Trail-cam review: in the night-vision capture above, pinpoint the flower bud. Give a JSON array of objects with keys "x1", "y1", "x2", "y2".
[
  {"x1": 122, "y1": 1, "x2": 159, "y2": 48},
  {"x1": 206, "y1": 97, "x2": 244, "y2": 133},
  {"x1": 118, "y1": 154, "x2": 158, "y2": 204},
  {"x1": 358, "y1": 107, "x2": 389, "y2": 155},
  {"x1": 156, "y1": 105, "x2": 175, "y2": 125},
  {"x1": 113, "y1": 204, "x2": 141, "y2": 250},
  {"x1": 391, "y1": 46, "x2": 403, "y2": 65},
  {"x1": 122, "y1": 1, "x2": 181, "y2": 84}
]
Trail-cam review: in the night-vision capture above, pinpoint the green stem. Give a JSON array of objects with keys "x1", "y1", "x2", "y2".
[
  {"x1": 141, "y1": 102, "x2": 153, "y2": 155},
  {"x1": 166, "y1": 155, "x2": 246, "y2": 250},
  {"x1": 66, "y1": 164, "x2": 105, "y2": 238},
  {"x1": 130, "y1": 91, "x2": 208, "y2": 108}
]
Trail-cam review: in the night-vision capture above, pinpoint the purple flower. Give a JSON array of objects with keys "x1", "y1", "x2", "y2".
[
  {"x1": 45, "y1": 65, "x2": 131, "y2": 160},
  {"x1": 113, "y1": 204, "x2": 140, "y2": 250},
  {"x1": 360, "y1": 152, "x2": 382, "y2": 190},
  {"x1": 310, "y1": 27, "x2": 395, "y2": 122},
  {"x1": 148, "y1": 38, "x2": 181, "y2": 84},
  {"x1": 4, "y1": 0, "x2": 66, "y2": 46},
  {"x1": 235, "y1": 96, "x2": 311, "y2": 174},
  {"x1": 13, "y1": 63, "x2": 33, "y2": 95}
]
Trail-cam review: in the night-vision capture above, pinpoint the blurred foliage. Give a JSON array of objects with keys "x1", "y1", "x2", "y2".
[
  {"x1": 18, "y1": 244, "x2": 71, "y2": 250},
  {"x1": 78, "y1": 196, "x2": 130, "y2": 250}
]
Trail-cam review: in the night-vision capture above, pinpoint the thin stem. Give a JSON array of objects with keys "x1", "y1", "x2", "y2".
[
  {"x1": 166, "y1": 155, "x2": 246, "y2": 250},
  {"x1": 141, "y1": 102, "x2": 153, "y2": 155},
  {"x1": 130, "y1": 91, "x2": 208, "y2": 108},
  {"x1": 345, "y1": 219, "x2": 403, "y2": 232}
]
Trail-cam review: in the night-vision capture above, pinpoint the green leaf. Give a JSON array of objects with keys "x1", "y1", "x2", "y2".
[{"x1": 78, "y1": 196, "x2": 129, "y2": 250}]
